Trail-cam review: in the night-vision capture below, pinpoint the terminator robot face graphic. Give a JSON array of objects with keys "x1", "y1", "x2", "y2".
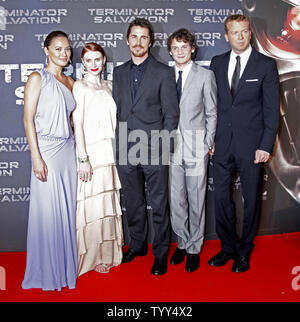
[{"x1": 242, "y1": 0, "x2": 300, "y2": 203}]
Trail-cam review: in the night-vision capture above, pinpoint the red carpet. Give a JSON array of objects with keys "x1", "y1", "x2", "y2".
[{"x1": 0, "y1": 232, "x2": 300, "y2": 302}]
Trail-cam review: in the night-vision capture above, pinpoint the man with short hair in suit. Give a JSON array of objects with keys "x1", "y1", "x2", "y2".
[
  {"x1": 167, "y1": 28, "x2": 217, "y2": 273},
  {"x1": 208, "y1": 14, "x2": 280, "y2": 272},
  {"x1": 112, "y1": 18, "x2": 179, "y2": 275}
]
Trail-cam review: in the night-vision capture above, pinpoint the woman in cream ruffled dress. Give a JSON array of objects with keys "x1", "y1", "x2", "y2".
[{"x1": 72, "y1": 42, "x2": 123, "y2": 275}]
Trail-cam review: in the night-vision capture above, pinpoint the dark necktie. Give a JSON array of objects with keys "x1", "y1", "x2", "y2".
[
  {"x1": 176, "y1": 70, "x2": 183, "y2": 102},
  {"x1": 231, "y1": 55, "x2": 241, "y2": 97}
]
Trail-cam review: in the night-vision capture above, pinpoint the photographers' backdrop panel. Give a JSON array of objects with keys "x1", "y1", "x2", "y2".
[{"x1": 0, "y1": 0, "x2": 299, "y2": 251}]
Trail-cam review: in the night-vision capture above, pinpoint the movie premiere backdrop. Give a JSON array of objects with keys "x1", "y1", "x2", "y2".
[{"x1": 0, "y1": 0, "x2": 299, "y2": 251}]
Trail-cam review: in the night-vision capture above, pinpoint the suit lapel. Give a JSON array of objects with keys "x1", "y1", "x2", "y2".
[
  {"x1": 120, "y1": 61, "x2": 133, "y2": 104},
  {"x1": 223, "y1": 51, "x2": 231, "y2": 96},
  {"x1": 180, "y1": 62, "x2": 197, "y2": 105},
  {"x1": 234, "y1": 49, "x2": 257, "y2": 97},
  {"x1": 118, "y1": 61, "x2": 134, "y2": 120}
]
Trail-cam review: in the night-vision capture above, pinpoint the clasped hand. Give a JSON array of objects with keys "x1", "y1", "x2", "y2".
[
  {"x1": 208, "y1": 145, "x2": 270, "y2": 164},
  {"x1": 79, "y1": 161, "x2": 93, "y2": 182}
]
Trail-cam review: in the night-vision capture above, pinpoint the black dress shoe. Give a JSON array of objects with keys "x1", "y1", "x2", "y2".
[
  {"x1": 122, "y1": 247, "x2": 147, "y2": 264},
  {"x1": 232, "y1": 256, "x2": 250, "y2": 273},
  {"x1": 170, "y1": 248, "x2": 186, "y2": 265},
  {"x1": 208, "y1": 251, "x2": 235, "y2": 267},
  {"x1": 186, "y1": 254, "x2": 199, "y2": 273},
  {"x1": 151, "y1": 258, "x2": 168, "y2": 275}
]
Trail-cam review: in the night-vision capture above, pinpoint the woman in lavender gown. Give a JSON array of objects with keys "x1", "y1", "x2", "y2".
[{"x1": 22, "y1": 31, "x2": 78, "y2": 291}]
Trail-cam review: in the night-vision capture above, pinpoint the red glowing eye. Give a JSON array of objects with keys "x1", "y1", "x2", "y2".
[{"x1": 268, "y1": 6, "x2": 300, "y2": 54}]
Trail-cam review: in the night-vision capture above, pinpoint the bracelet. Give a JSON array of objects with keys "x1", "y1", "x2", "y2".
[{"x1": 78, "y1": 154, "x2": 89, "y2": 163}]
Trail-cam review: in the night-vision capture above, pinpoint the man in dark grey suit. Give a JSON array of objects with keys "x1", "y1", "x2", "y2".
[{"x1": 112, "y1": 18, "x2": 179, "y2": 275}]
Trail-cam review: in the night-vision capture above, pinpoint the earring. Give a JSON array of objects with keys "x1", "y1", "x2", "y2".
[
  {"x1": 69, "y1": 58, "x2": 73, "y2": 65},
  {"x1": 45, "y1": 55, "x2": 48, "y2": 65}
]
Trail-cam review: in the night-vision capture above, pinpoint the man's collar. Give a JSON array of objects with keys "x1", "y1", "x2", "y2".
[
  {"x1": 175, "y1": 60, "x2": 193, "y2": 73},
  {"x1": 130, "y1": 54, "x2": 151, "y2": 68},
  {"x1": 230, "y1": 45, "x2": 252, "y2": 59}
]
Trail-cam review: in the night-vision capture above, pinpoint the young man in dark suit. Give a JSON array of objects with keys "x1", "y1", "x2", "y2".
[
  {"x1": 208, "y1": 14, "x2": 280, "y2": 272},
  {"x1": 112, "y1": 18, "x2": 179, "y2": 275}
]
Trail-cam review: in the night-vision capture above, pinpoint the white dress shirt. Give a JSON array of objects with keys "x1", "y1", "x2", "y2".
[
  {"x1": 175, "y1": 60, "x2": 193, "y2": 92},
  {"x1": 174, "y1": 61, "x2": 192, "y2": 135},
  {"x1": 227, "y1": 45, "x2": 269, "y2": 157},
  {"x1": 228, "y1": 45, "x2": 252, "y2": 87}
]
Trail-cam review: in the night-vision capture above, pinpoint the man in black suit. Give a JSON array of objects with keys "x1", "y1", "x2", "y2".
[
  {"x1": 112, "y1": 18, "x2": 179, "y2": 275},
  {"x1": 208, "y1": 14, "x2": 280, "y2": 272}
]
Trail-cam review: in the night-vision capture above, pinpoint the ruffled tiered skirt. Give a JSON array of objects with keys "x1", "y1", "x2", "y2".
[{"x1": 76, "y1": 139, "x2": 123, "y2": 276}]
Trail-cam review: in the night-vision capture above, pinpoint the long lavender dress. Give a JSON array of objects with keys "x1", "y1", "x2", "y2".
[{"x1": 22, "y1": 68, "x2": 78, "y2": 291}]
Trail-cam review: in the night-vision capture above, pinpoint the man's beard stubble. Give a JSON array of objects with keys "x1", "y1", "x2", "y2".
[{"x1": 131, "y1": 45, "x2": 149, "y2": 58}]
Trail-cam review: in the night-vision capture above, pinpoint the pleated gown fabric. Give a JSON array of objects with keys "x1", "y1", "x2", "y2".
[{"x1": 76, "y1": 87, "x2": 123, "y2": 276}]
